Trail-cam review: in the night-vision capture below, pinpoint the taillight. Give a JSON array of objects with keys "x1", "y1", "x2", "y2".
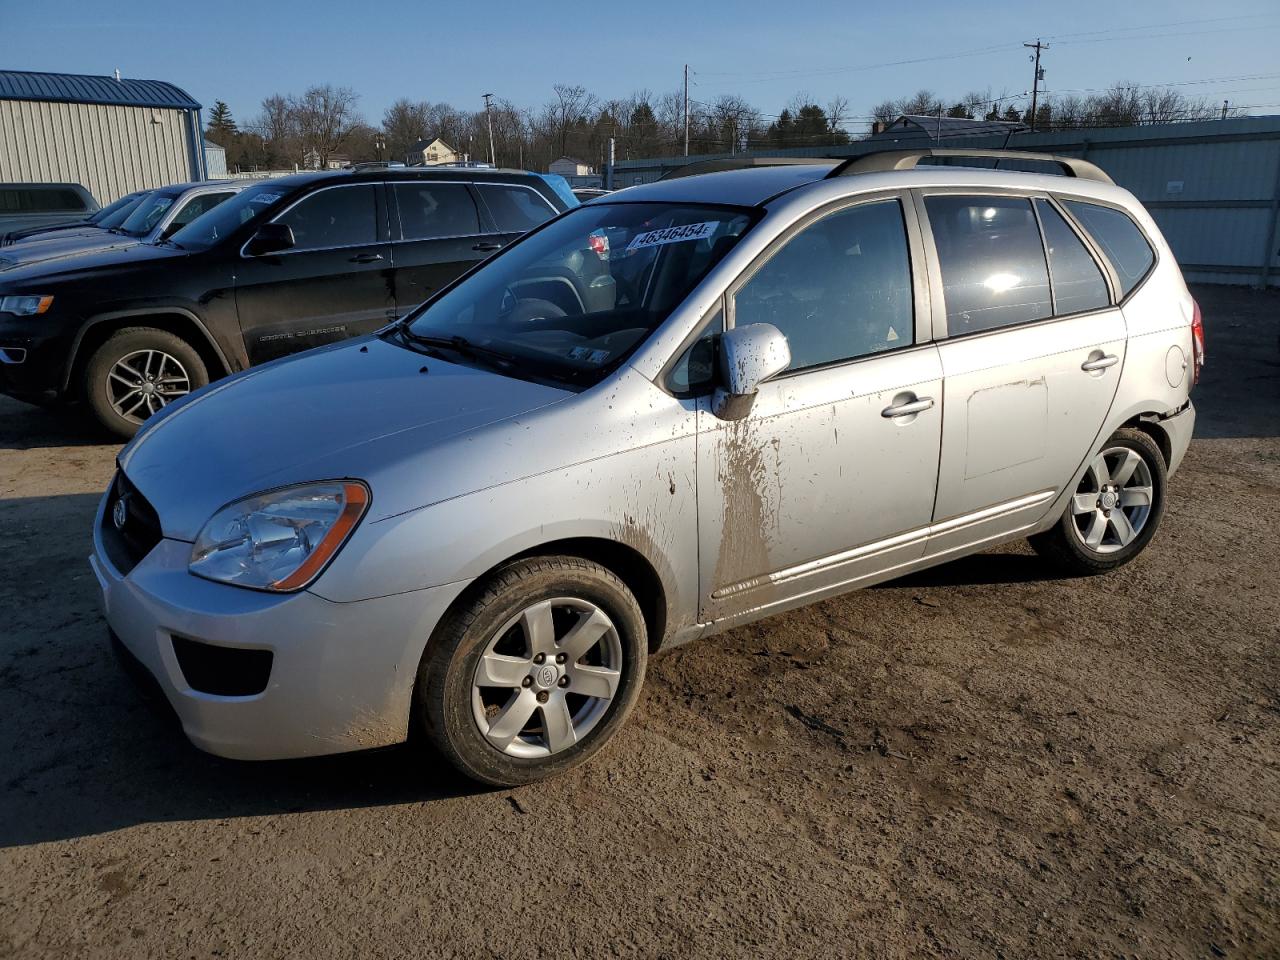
[
  {"x1": 587, "y1": 232, "x2": 609, "y2": 259},
  {"x1": 1190, "y1": 298, "x2": 1205, "y2": 386}
]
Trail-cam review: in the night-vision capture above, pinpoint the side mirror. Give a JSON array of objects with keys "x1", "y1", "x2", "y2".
[
  {"x1": 244, "y1": 222, "x2": 295, "y2": 257},
  {"x1": 712, "y1": 322, "x2": 791, "y2": 421}
]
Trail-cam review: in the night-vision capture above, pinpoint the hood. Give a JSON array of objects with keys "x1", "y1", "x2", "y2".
[
  {"x1": 0, "y1": 232, "x2": 131, "y2": 265},
  {"x1": 119, "y1": 336, "x2": 572, "y2": 540},
  {"x1": 3, "y1": 225, "x2": 101, "y2": 247},
  {"x1": 0, "y1": 240, "x2": 178, "y2": 283}
]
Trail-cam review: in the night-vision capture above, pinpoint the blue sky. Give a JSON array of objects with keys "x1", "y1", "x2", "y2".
[{"x1": 4, "y1": 0, "x2": 1280, "y2": 129}]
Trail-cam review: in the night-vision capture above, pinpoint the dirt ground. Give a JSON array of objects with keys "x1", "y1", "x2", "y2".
[{"x1": 1, "y1": 284, "x2": 1276, "y2": 959}]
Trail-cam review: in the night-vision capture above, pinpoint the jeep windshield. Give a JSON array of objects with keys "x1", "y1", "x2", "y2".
[
  {"x1": 401, "y1": 202, "x2": 754, "y2": 386},
  {"x1": 168, "y1": 183, "x2": 292, "y2": 250}
]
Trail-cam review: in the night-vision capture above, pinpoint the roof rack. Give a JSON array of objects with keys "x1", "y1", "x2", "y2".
[
  {"x1": 826, "y1": 149, "x2": 1113, "y2": 184},
  {"x1": 659, "y1": 157, "x2": 831, "y2": 181}
]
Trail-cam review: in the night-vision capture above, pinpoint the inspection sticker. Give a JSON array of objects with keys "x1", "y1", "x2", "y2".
[{"x1": 626, "y1": 220, "x2": 719, "y2": 252}]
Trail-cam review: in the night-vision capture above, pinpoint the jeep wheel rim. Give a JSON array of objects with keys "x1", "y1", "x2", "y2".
[{"x1": 107, "y1": 349, "x2": 191, "y2": 423}]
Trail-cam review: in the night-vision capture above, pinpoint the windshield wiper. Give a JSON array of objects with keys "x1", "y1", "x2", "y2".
[{"x1": 399, "y1": 330, "x2": 521, "y2": 370}]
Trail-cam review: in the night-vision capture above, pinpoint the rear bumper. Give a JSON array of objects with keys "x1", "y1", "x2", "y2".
[
  {"x1": 1162, "y1": 400, "x2": 1195, "y2": 477},
  {"x1": 90, "y1": 490, "x2": 469, "y2": 760}
]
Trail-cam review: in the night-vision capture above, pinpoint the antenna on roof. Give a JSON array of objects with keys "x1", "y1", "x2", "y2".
[{"x1": 113, "y1": 69, "x2": 121, "y2": 82}]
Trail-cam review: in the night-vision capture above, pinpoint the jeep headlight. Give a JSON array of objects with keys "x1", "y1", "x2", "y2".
[
  {"x1": 0, "y1": 295, "x2": 54, "y2": 316},
  {"x1": 189, "y1": 481, "x2": 369, "y2": 591}
]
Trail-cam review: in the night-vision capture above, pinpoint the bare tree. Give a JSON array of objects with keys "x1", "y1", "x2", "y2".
[
  {"x1": 291, "y1": 84, "x2": 361, "y2": 167},
  {"x1": 382, "y1": 98, "x2": 433, "y2": 162},
  {"x1": 544, "y1": 83, "x2": 598, "y2": 158}
]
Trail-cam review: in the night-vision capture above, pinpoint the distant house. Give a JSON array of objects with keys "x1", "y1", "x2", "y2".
[
  {"x1": 203, "y1": 139, "x2": 227, "y2": 178},
  {"x1": 549, "y1": 156, "x2": 593, "y2": 177},
  {"x1": 407, "y1": 136, "x2": 458, "y2": 166},
  {"x1": 302, "y1": 150, "x2": 350, "y2": 170},
  {"x1": 870, "y1": 114, "x2": 1026, "y2": 143}
]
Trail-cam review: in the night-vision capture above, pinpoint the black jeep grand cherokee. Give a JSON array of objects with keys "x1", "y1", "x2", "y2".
[{"x1": 0, "y1": 167, "x2": 574, "y2": 436}]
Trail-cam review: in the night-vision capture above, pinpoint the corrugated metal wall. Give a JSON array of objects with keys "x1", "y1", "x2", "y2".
[
  {"x1": 607, "y1": 116, "x2": 1280, "y2": 287},
  {"x1": 0, "y1": 99, "x2": 197, "y2": 204}
]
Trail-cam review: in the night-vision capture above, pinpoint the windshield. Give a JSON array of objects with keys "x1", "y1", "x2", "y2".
[
  {"x1": 89, "y1": 192, "x2": 146, "y2": 227},
  {"x1": 405, "y1": 202, "x2": 754, "y2": 386},
  {"x1": 168, "y1": 182, "x2": 292, "y2": 250},
  {"x1": 118, "y1": 190, "x2": 182, "y2": 237}
]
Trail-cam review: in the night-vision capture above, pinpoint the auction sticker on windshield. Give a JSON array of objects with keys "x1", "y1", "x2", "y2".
[{"x1": 626, "y1": 221, "x2": 719, "y2": 252}]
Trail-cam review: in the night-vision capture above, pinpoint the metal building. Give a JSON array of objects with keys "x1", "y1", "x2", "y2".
[
  {"x1": 606, "y1": 116, "x2": 1280, "y2": 287},
  {"x1": 0, "y1": 69, "x2": 207, "y2": 205}
]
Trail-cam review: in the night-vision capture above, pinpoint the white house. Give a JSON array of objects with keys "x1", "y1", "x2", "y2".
[
  {"x1": 407, "y1": 136, "x2": 458, "y2": 166},
  {"x1": 549, "y1": 156, "x2": 593, "y2": 176}
]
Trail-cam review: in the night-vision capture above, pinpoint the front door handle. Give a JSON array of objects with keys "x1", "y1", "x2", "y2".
[
  {"x1": 881, "y1": 396, "x2": 935, "y2": 418},
  {"x1": 1081, "y1": 353, "x2": 1119, "y2": 372},
  {"x1": 349, "y1": 252, "x2": 384, "y2": 264},
  {"x1": 472, "y1": 241, "x2": 503, "y2": 252}
]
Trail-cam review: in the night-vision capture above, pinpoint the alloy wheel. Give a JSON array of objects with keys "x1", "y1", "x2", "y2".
[
  {"x1": 471, "y1": 597, "x2": 623, "y2": 759},
  {"x1": 107, "y1": 349, "x2": 191, "y2": 423},
  {"x1": 1070, "y1": 445, "x2": 1155, "y2": 554}
]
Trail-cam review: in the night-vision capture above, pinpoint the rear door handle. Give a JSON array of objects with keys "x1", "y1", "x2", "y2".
[
  {"x1": 1081, "y1": 354, "x2": 1119, "y2": 371},
  {"x1": 472, "y1": 241, "x2": 503, "y2": 252},
  {"x1": 348, "y1": 252, "x2": 384, "y2": 264},
  {"x1": 881, "y1": 397, "x2": 935, "y2": 418}
]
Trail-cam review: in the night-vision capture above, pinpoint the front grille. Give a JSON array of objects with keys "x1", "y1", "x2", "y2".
[
  {"x1": 100, "y1": 470, "x2": 163, "y2": 575},
  {"x1": 171, "y1": 636, "x2": 273, "y2": 697}
]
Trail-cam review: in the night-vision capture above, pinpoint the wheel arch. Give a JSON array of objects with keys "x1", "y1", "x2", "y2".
[{"x1": 65, "y1": 308, "x2": 231, "y2": 397}]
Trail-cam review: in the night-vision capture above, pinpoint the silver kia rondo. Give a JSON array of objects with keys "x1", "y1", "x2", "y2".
[{"x1": 92, "y1": 149, "x2": 1201, "y2": 785}]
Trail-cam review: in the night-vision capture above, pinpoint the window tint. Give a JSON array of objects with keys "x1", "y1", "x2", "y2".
[
  {"x1": 1034, "y1": 199, "x2": 1110, "y2": 315},
  {"x1": 170, "y1": 192, "x2": 234, "y2": 230},
  {"x1": 277, "y1": 185, "x2": 377, "y2": 250},
  {"x1": 734, "y1": 199, "x2": 913, "y2": 372},
  {"x1": 477, "y1": 184, "x2": 556, "y2": 232},
  {"x1": 926, "y1": 195, "x2": 1052, "y2": 334},
  {"x1": 1063, "y1": 200, "x2": 1154, "y2": 297},
  {"x1": 0, "y1": 187, "x2": 87, "y2": 212},
  {"x1": 395, "y1": 183, "x2": 480, "y2": 240}
]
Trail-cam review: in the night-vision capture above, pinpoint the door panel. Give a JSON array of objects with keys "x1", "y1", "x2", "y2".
[
  {"x1": 696, "y1": 347, "x2": 943, "y2": 622},
  {"x1": 389, "y1": 182, "x2": 495, "y2": 315},
  {"x1": 234, "y1": 184, "x2": 394, "y2": 364}
]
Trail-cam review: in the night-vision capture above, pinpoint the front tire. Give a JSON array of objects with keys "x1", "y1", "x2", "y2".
[
  {"x1": 418, "y1": 556, "x2": 648, "y2": 786},
  {"x1": 84, "y1": 327, "x2": 208, "y2": 439},
  {"x1": 1030, "y1": 427, "x2": 1168, "y2": 574}
]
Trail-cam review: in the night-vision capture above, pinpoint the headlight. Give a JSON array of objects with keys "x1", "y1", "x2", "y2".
[
  {"x1": 190, "y1": 481, "x2": 369, "y2": 591},
  {"x1": 0, "y1": 295, "x2": 54, "y2": 316}
]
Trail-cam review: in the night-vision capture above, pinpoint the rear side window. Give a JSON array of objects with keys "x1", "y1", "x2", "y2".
[
  {"x1": 1034, "y1": 199, "x2": 1110, "y2": 315},
  {"x1": 477, "y1": 184, "x2": 556, "y2": 232},
  {"x1": 925, "y1": 195, "x2": 1052, "y2": 335},
  {"x1": 395, "y1": 183, "x2": 480, "y2": 240},
  {"x1": 277, "y1": 185, "x2": 377, "y2": 250},
  {"x1": 0, "y1": 187, "x2": 88, "y2": 212},
  {"x1": 734, "y1": 198, "x2": 914, "y2": 372},
  {"x1": 170, "y1": 192, "x2": 234, "y2": 230},
  {"x1": 1063, "y1": 200, "x2": 1154, "y2": 297}
]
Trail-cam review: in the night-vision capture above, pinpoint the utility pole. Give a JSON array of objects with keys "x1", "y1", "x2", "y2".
[
  {"x1": 607, "y1": 136, "x2": 615, "y2": 189},
  {"x1": 1221, "y1": 99, "x2": 1230, "y2": 119},
  {"x1": 481, "y1": 92, "x2": 496, "y2": 166},
  {"x1": 1024, "y1": 39, "x2": 1048, "y2": 132},
  {"x1": 683, "y1": 64, "x2": 690, "y2": 157}
]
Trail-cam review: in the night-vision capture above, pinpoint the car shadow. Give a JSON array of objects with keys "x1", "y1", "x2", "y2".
[
  {"x1": 872, "y1": 551, "x2": 1077, "y2": 590},
  {"x1": 0, "y1": 491, "x2": 489, "y2": 848},
  {"x1": 0, "y1": 395, "x2": 117, "y2": 451}
]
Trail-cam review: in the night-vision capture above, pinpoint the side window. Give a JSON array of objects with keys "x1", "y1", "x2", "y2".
[
  {"x1": 171, "y1": 192, "x2": 234, "y2": 229},
  {"x1": 1034, "y1": 199, "x2": 1110, "y2": 315},
  {"x1": 1063, "y1": 200, "x2": 1155, "y2": 297},
  {"x1": 395, "y1": 183, "x2": 480, "y2": 240},
  {"x1": 925, "y1": 195, "x2": 1052, "y2": 335},
  {"x1": 277, "y1": 185, "x2": 377, "y2": 251},
  {"x1": 477, "y1": 184, "x2": 556, "y2": 233},
  {"x1": 667, "y1": 306, "x2": 723, "y2": 396},
  {"x1": 732, "y1": 199, "x2": 914, "y2": 372}
]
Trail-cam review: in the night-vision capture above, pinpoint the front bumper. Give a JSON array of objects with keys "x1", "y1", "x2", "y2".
[
  {"x1": 90, "y1": 489, "x2": 469, "y2": 760},
  {"x1": 0, "y1": 312, "x2": 76, "y2": 400}
]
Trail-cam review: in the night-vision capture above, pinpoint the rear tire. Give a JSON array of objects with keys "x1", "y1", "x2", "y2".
[
  {"x1": 1030, "y1": 427, "x2": 1167, "y2": 575},
  {"x1": 84, "y1": 327, "x2": 207, "y2": 439},
  {"x1": 418, "y1": 556, "x2": 647, "y2": 787}
]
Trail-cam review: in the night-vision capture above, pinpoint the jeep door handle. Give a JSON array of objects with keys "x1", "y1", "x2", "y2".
[
  {"x1": 881, "y1": 397, "x2": 935, "y2": 418},
  {"x1": 348, "y1": 252, "x2": 384, "y2": 264},
  {"x1": 1081, "y1": 353, "x2": 1119, "y2": 371},
  {"x1": 472, "y1": 241, "x2": 503, "y2": 252}
]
